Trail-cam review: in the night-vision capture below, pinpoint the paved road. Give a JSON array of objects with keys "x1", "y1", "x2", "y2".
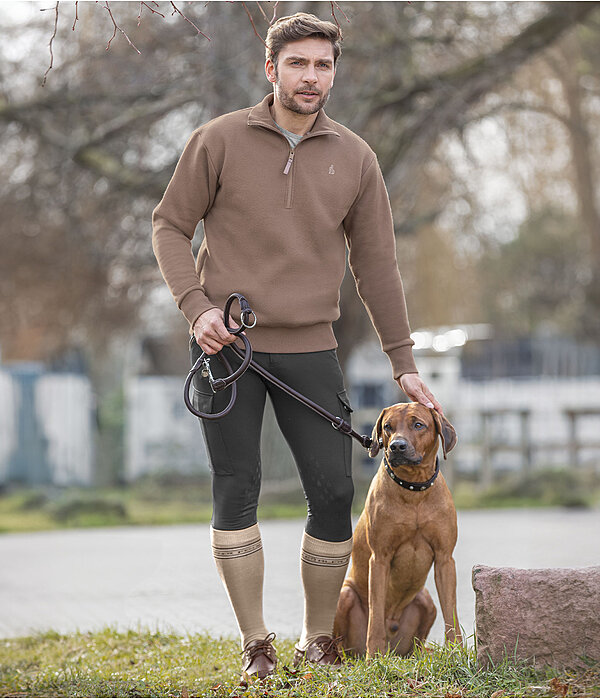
[{"x1": 1, "y1": 509, "x2": 599, "y2": 644}]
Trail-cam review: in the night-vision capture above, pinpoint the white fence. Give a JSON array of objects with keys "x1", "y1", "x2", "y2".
[
  {"x1": 351, "y1": 377, "x2": 600, "y2": 479},
  {"x1": 0, "y1": 365, "x2": 94, "y2": 486},
  {"x1": 124, "y1": 376, "x2": 209, "y2": 480},
  {"x1": 0, "y1": 371, "x2": 17, "y2": 479},
  {"x1": 1, "y1": 364, "x2": 600, "y2": 486},
  {"x1": 452, "y1": 378, "x2": 600, "y2": 473}
]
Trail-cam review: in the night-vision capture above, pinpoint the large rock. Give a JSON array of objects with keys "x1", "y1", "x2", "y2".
[{"x1": 472, "y1": 565, "x2": 600, "y2": 669}]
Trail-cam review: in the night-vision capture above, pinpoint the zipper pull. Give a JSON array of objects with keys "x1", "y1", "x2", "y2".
[{"x1": 283, "y1": 150, "x2": 295, "y2": 175}]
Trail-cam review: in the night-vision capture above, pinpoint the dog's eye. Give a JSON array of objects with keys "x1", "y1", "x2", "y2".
[
  {"x1": 414, "y1": 421, "x2": 425, "y2": 430},
  {"x1": 383, "y1": 423, "x2": 392, "y2": 433}
]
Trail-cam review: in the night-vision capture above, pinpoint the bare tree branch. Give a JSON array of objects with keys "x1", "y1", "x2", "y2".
[
  {"x1": 330, "y1": 1, "x2": 350, "y2": 31},
  {"x1": 20, "y1": 1, "x2": 600, "y2": 212},
  {"x1": 41, "y1": 0, "x2": 211, "y2": 84},
  {"x1": 72, "y1": 146, "x2": 167, "y2": 197},
  {"x1": 170, "y1": 1, "x2": 211, "y2": 41},
  {"x1": 75, "y1": 92, "x2": 194, "y2": 150},
  {"x1": 468, "y1": 100, "x2": 576, "y2": 132},
  {"x1": 41, "y1": 1, "x2": 60, "y2": 87},
  {"x1": 255, "y1": 2, "x2": 269, "y2": 23},
  {"x1": 138, "y1": 1, "x2": 165, "y2": 26},
  {"x1": 102, "y1": 0, "x2": 141, "y2": 53},
  {"x1": 241, "y1": 2, "x2": 268, "y2": 49},
  {"x1": 372, "y1": 1, "x2": 600, "y2": 189},
  {"x1": 378, "y1": 3, "x2": 599, "y2": 116}
]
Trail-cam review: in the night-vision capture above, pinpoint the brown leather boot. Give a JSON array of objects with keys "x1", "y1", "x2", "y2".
[
  {"x1": 293, "y1": 634, "x2": 343, "y2": 668},
  {"x1": 241, "y1": 632, "x2": 277, "y2": 681}
]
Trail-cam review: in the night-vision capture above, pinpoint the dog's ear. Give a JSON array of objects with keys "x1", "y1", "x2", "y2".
[
  {"x1": 431, "y1": 410, "x2": 457, "y2": 459},
  {"x1": 369, "y1": 409, "x2": 387, "y2": 458}
]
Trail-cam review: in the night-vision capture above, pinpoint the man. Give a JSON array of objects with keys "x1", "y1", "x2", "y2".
[{"x1": 152, "y1": 12, "x2": 441, "y2": 679}]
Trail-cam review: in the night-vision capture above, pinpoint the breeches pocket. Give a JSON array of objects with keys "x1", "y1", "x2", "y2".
[
  {"x1": 336, "y1": 388, "x2": 354, "y2": 477},
  {"x1": 189, "y1": 336, "x2": 234, "y2": 476},
  {"x1": 192, "y1": 389, "x2": 234, "y2": 477}
]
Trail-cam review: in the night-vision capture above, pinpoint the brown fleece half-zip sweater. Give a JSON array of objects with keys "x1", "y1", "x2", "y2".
[{"x1": 152, "y1": 94, "x2": 418, "y2": 378}]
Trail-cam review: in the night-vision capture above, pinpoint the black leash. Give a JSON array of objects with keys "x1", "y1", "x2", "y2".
[{"x1": 183, "y1": 293, "x2": 373, "y2": 450}]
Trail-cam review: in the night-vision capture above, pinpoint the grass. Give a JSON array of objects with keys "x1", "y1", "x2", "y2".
[
  {"x1": 0, "y1": 467, "x2": 599, "y2": 534},
  {"x1": 0, "y1": 629, "x2": 598, "y2": 698}
]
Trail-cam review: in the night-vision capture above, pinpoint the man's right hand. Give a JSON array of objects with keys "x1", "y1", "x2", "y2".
[{"x1": 193, "y1": 307, "x2": 238, "y2": 355}]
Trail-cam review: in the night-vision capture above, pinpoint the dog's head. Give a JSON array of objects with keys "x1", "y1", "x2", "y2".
[{"x1": 368, "y1": 402, "x2": 457, "y2": 466}]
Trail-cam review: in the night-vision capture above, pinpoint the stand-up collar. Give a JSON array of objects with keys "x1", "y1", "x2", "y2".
[{"x1": 247, "y1": 93, "x2": 340, "y2": 138}]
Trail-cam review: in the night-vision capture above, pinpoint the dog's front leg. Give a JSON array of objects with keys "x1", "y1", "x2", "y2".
[
  {"x1": 366, "y1": 553, "x2": 391, "y2": 656},
  {"x1": 433, "y1": 554, "x2": 462, "y2": 644}
]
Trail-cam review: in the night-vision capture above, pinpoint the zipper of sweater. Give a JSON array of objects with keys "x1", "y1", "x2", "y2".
[{"x1": 283, "y1": 150, "x2": 295, "y2": 175}]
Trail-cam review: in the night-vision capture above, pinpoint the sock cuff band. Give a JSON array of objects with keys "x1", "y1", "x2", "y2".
[
  {"x1": 301, "y1": 531, "x2": 353, "y2": 567},
  {"x1": 211, "y1": 523, "x2": 262, "y2": 559}
]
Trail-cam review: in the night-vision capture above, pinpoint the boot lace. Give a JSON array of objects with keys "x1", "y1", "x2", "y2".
[
  {"x1": 243, "y1": 632, "x2": 276, "y2": 661},
  {"x1": 318, "y1": 635, "x2": 343, "y2": 656}
]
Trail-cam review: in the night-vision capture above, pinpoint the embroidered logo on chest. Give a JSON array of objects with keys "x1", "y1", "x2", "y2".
[{"x1": 328, "y1": 164, "x2": 335, "y2": 175}]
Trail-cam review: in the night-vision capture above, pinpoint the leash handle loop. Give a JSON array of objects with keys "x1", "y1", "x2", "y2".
[
  {"x1": 183, "y1": 293, "x2": 255, "y2": 415},
  {"x1": 224, "y1": 293, "x2": 257, "y2": 335}
]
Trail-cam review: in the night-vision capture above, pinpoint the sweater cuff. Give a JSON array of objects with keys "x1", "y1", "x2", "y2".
[
  {"x1": 179, "y1": 289, "x2": 219, "y2": 333},
  {"x1": 386, "y1": 344, "x2": 419, "y2": 380}
]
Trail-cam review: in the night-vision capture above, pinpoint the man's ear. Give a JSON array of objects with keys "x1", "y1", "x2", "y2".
[
  {"x1": 431, "y1": 410, "x2": 457, "y2": 459},
  {"x1": 369, "y1": 409, "x2": 387, "y2": 458},
  {"x1": 265, "y1": 58, "x2": 276, "y2": 84}
]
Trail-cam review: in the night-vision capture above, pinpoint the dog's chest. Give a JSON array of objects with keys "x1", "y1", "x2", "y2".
[
  {"x1": 371, "y1": 495, "x2": 440, "y2": 545},
  {"x1": 370, "y1": 502, "x2": 440, "y2": 584},
  {"x1": 383, "y1": 525, "x2": 436, "y2": 609},
  {"x1": 391, "y1": 526, "x2": 434, "y2": 568}
]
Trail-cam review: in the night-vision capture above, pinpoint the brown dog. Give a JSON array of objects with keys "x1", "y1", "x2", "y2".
[{"x1": 334, "y1": 402, "x2": 461, "y2": 656}]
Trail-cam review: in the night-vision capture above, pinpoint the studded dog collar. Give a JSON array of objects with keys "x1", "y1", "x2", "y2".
[{"x1": 384, "y1": 456, "x2": 440, "y2": 491}]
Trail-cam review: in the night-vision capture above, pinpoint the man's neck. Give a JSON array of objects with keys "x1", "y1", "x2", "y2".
[{"x1": 269, "y1": 98, "x2": 319, "y2": 136}]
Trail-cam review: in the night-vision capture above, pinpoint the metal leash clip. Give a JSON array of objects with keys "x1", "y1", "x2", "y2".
[{"x1": 201, "y1": 357, "x2": 214, "y2": 384}]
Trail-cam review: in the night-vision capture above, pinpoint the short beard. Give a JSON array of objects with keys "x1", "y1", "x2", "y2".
[{"x1": 274, "y1": 76, "x2": 331, "y2": 115}]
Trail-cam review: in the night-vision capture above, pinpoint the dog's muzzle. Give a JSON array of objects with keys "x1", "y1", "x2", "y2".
[{"x1": 387, "y1": 438, "x2": 422, "y2": 466}]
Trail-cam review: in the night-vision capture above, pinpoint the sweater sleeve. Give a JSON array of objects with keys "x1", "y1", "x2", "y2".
[
  {"x1": 343, "y1": 155, "x2": 418, "y2": 379},
  {"x1": 151, "y1": 129, "x2": 220, "y2": 333}
]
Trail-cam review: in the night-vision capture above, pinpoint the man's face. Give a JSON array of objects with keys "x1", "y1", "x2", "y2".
[{"x1": 265, "y1": 37, "x2": 336, "y2": 116}]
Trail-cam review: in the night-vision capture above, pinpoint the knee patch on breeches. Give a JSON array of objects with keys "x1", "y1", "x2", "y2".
[
  {"x1": 211, "y1": 473, "x2": 261, "y2": 531},
  {"x1": 305, "y1": 476, "x2": 354, "y2": 542}
]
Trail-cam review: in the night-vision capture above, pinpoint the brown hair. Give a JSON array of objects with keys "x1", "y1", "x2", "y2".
[{"x1": 265, "y1": 13, "x2": 342, "y2": 69}]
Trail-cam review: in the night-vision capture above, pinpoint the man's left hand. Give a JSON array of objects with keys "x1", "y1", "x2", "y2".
[{"x1": 398, "y1": 373, "x2": 443, "y2": 415}]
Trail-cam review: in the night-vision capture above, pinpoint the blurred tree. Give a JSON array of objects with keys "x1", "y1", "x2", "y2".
[
  {"x1": 481, "y1": 206, "x2": 588, "y2": 337},
  {"x1": 441, "y1": 12, "x2": 600, "y2": 341},
  {"x1": 551, "y1": 31, "x2": 600, "y2": 340}
]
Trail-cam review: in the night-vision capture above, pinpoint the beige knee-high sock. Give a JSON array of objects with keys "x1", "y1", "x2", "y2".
[
  {"x1": 298, "y1": 531, "x2": 353, "y2": 650},
  {"x1": 211, "y1": 524, "x2": 270, "y2": 649}
]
